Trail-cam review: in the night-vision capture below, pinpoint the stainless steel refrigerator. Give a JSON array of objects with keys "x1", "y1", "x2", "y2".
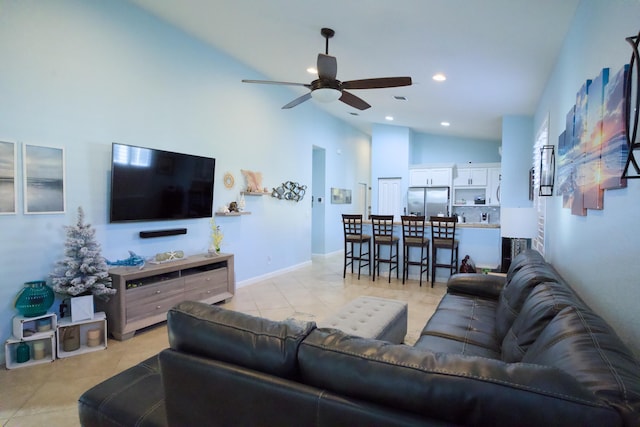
[{"x1": 407, "y1": 187, "x2": 450, "y2": 218}]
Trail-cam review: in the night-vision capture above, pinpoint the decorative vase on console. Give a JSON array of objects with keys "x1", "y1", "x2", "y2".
[
  {"x1": 207, "y1": 218, "x2": 224, "y2": 257},
  {"x1": 14, "y1": 280, "x2": 55, "y2": 317}
]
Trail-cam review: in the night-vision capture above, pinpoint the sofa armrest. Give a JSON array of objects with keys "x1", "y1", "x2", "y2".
[
  {"x1": 446, "y1": 273, "x2": 505, "y2": 299},
  {"x1": 78, "y1": 355, "x2": 167, "y2": 427}
]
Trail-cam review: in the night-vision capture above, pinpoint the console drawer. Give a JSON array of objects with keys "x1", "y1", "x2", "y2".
[
  {"x1": 126, "y1": 278, "x2": 184, "y2": 322},
  {"x1": 184, "y1": 268, "x2": 227, "y2": 291},
  {"x1": 184, "y1": 269, "x2": 228, "y2": 301}
]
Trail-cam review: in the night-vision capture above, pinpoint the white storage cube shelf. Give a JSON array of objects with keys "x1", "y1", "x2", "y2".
[
  {"x1": 5, "y1": 333, "x2": 56, "y2": 370},
  {"x1": 56, "y1": 311, "x2": 107, "y2": 358},
  {"x1": 12, "y1": 312, "x2": 57, "y2": 340}
]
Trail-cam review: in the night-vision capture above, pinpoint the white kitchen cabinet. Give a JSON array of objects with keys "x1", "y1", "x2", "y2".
[
  {"x1": 409, "y1": 168, "x2": 451, "y2": 187},
  {"x1": 487, "y1": 167, "x2": 501, "y2": 205},
  {"x1": 454, "y1": 167, "x2": 488, "y2": 187}
]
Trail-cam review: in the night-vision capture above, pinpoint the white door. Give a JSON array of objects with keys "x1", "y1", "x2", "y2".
[{"x1": 377, "y1": 178, "x2": 403, "y2": 220}]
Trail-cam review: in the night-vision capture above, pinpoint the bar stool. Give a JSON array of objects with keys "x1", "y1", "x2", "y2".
[
  {"x1": 429, "y1": 216, "x2": 459, "y2": 287},
  {"x1": 371, "y1": 215, "x2": 399, "y2": 283},
  {"x1": 342, "y1": 214, "x2": 371, "y2": 279},
  {"x1": 401, "y1": 215, "x2": 430, "y2": 286}
]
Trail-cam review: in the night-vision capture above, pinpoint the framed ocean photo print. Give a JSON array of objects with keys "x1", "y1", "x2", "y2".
[
  {"x1": 0, "y1": 141, "x2": 17, "y2": 214},
  {"x1": 23, "y1": 144, "x2": 66, "y2": 214}
]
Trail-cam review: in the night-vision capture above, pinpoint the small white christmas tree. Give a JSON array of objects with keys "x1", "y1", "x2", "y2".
[{"x1": 50, "y1": 207, "x2": 116, "y2": 299}]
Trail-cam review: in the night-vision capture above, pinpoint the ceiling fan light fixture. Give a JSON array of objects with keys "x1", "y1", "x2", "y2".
[{"x1": 311, "y1": 87, "x2": 341, "y2": 103}]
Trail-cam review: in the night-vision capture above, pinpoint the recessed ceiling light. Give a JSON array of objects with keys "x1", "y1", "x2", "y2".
[
  {"x1": 307, "y1": 67, "x2": 317, "y2": 74},
  {"x1": 385, "y1": 116, "x2": 394, "y2": 121},
  {"x1": 441, "y1": 121, "x2": 450, "y2": 127},
  {"x1": 432, "y1": 73, "x2": 447, "y2": 82}
]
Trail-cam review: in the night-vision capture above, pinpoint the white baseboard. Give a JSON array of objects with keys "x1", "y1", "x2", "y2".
[
  {"x1": 236, "y1": 260, "x2": 312, "y2": 288},
  {"x1": 311, "y1": 249, "x2": 343, "y2": 258}
]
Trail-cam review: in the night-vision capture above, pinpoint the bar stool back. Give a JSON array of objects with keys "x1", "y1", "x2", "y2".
[
  {"x1": 371, "y1": 215, "x2": 400, "y2": 283},
  {"x1": 342, "y1": 214, "x2": 371, "y2": 279},
  {"x1": 429, "y1": 216, "x2": 459, "y2": 287},
  {"x1": 401, "y1": 215, "x2": 430, "y2": 286}
]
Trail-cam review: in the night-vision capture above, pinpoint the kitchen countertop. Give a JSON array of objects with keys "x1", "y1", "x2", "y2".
[
  {"x1": 362, "y1": 220, "x2": 499, "y2": 229},
  {"x1": 457, "y1": 223, "x2": 500, "y2": 228}
]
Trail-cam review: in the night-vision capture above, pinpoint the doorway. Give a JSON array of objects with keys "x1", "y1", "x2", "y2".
[
  {"x1": 311, "y1": 146, "x2": 326, "y2": 255},
  {"x1": 358, "y1": 182, "x2": 370, "y2": 218}
]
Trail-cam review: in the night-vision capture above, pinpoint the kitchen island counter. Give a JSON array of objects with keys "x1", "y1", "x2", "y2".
[{"x1": 361, "y1": 220, "x2": 501, "y2": 279}]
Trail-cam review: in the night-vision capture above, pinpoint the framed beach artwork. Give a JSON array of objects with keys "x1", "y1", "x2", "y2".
[
  {"x1": 23, "y1": 144, "x2": 66, "y2": 214},
  {"x1": 0, "y1": 141, "x2": 17, "y2": 214},
  {"x1": 556, "y1": 64, "x2": 630, "y2": 216}
]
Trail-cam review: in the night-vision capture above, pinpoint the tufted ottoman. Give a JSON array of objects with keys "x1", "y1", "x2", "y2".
[{"x1": 317, "y1": 296, "x2": 408, "y2": 343}]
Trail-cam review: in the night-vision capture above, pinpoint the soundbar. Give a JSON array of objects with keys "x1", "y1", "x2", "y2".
[{"x1": 139, "y1": 228, "x2": 187, "y2": 238}]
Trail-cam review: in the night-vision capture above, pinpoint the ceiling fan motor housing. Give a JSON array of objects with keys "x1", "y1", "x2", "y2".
[{"x1": 311, "y1": 79, "x2": 341, "y2": 91}]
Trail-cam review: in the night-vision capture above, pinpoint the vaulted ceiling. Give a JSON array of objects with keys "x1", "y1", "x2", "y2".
[{"x1": 128, "y1": 0, "x2": 579, "y2": 140}]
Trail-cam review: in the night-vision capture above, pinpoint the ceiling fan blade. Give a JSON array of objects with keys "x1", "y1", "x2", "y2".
[
  {"x1": 342, "y1": 77, "x2": 412, "y2": 90},
  {"x1": 282, "y1": 92, "x2": 312, "y2": 109},
  {"x1": 339, "y1": 91, "x2": 371, "y2": 110},
  {"x1": 317, "y1": 54, "x2": 337, "y2": 80},
  {"x1": 242, "y1": 79, "x2": 311, "y2": 88}
]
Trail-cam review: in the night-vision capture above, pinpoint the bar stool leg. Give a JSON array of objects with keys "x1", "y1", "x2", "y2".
[
  {"x1": 367, "y1": 240, "x2": 372, "y2": 277},
  {"x1": 356, "y1": 241, "x2": 362, "y2": 279},
  {"x1": 431, "y1": 246, "x2": 436, "y2": 288},
  {"x1": 388, "y1": 244, "x2": 393, "y2": 284},
  {"x1": 343, "y1": 240, "x2": 349, "y2": 278},
  {"x1": 394, "y1": 242, "x2": 399, "y2": 282},
  {"x1": 402, "y1": 244, "x2": 408, "y2": 284},
  {"x1": 418, "y1": 245, "x2": 424, "y2": 287},
  {"x1": 372, "y1": 243, "x2": 377, "y2": 281}
]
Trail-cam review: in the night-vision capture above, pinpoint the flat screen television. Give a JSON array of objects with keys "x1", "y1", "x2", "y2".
[{"x1": 110, "y1": 143, "x2": 215, "y2": 223}]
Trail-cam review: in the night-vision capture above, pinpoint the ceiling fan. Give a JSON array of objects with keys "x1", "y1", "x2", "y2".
[{"x1": 242, "y1": 28, "x2": 412, "y2": 110}]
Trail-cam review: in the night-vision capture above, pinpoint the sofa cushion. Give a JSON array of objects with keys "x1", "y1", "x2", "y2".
[
  {"x1": 167, "y1": 301, "x2": 316, "y2": 379},
  {"x1": 501, "y1": 281, "x2": 582, "y2": 362},
  {"x1": 414, "y1": 334, "x2": 500, "y2": 358},
  {"x1": 299, "y1": 328, "x2": 621, "y2": 426},
  {"x1": 418, "y1": 293, "x2": 500, "y2": 352},
  {"x1": 495, "y1": 264, "x2": 560, "y2": 341},
  {"x1": 505, "y1": 248, "x2": 547, "y2": 282},
  {"x1": 522, "y1": 306, "x2": 640, "y2": 426}
]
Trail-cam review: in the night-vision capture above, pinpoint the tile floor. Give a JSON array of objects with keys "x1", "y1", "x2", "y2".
[{"x1": 0, "y1": 253, "x2": 446, "y2": 427}]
